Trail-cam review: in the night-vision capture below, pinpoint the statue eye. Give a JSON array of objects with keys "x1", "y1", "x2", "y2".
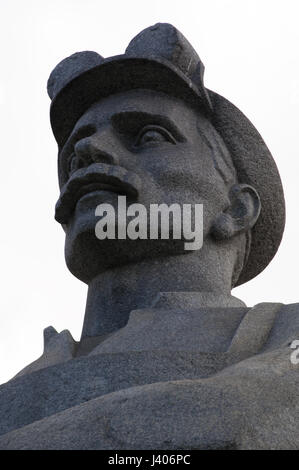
[
  {"x1": 67, "y1": 153, "x2": 78, "y2": 175},
  {"x1": 67, "y1": 153, "x2": 86, "y2": 176},
  {"x1": 135, "y1": 125, "x2": 176, "y2": 147}
]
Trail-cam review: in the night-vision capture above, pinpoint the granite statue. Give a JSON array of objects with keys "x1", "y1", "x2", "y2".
[{"x1": 0, "y1": 23, "x2": 298, "y2": 450}]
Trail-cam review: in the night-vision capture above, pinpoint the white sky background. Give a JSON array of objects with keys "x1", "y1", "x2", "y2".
[{"x1": 0, "y1": 0, "x2": 298, "y2": 383}]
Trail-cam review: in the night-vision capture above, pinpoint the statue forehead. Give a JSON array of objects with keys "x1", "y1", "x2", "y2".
[{"x1": 72, "y1": 89, "x2": 201, "y2": 133}]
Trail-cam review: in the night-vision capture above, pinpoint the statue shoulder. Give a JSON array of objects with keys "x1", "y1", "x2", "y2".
[
  {"x1": 13, "y1": 326, "x2": 76, "y2": 379},
  {"x1": 262, "y1": 302, "x2": 299, "y2": 351}
]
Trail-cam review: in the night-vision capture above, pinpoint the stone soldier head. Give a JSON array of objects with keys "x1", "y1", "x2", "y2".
[
  {"x1": 0, "y1": 24, "x2": 294, "y2": 453},
  {"x1": 48, "y1": 23, "x2": 285, "y2": 338}
]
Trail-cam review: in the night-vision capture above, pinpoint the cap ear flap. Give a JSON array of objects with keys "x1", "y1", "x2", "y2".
[
  {"x1": 211, "y1": 184, "x2": 261, "y2": 240},
  {"x1": 47, "y1": 51, "x2": 104, "y2": 100}
]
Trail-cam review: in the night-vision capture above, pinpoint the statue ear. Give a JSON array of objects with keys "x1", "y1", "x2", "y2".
[{"x1": 211, "y1": 184, "x2": 261, "y2": 240}]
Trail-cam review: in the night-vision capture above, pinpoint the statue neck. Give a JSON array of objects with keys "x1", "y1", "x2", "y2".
[{"x1": 80, "y1": 241, "x2": 244, "y2": 339}]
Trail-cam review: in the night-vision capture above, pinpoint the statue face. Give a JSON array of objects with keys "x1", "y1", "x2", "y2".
[{"x1": 57, "y1": 89, "x2": 233, "y2": 283}]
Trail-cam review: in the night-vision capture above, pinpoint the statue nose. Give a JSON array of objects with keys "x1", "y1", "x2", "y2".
[{"x1": 74, "y1": 129, "x2": 120, "y2": 167}]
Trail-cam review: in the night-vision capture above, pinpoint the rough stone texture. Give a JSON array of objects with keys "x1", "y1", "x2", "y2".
[
  {"x1": 0, "y1": 303, "x2": 299, "y2": 449},
  {"x1": 48, "y1": 22, "x2": 285, "y2": 285},
  {"x1": 209, "y1": 91, "x2": 285, "y2": 284},
  {"x1": 14, "y1": 326, "x2": 76, "y2": 379},
  {"x1": 1, "y1": 359, "x2": 297, "y2": 450},
  {"x1": 0, "y1": 23, "x2": 296, "y2": 450}
]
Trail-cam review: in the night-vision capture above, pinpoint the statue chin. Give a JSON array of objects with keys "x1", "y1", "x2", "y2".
[
  {"x1": 64, "y1": 227, "x2": 188, "y2": 284},
  {"x1": 64, "y1": 195, "x2": 194, "y2": 283}
]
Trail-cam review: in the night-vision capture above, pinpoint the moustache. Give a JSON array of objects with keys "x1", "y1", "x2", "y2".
[{"x1": 55, "y1": 162, "x2": 142, "y2": 224}]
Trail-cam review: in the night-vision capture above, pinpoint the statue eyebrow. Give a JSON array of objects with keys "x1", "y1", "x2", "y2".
[{"x1": 111, "y1": 111, "x2": 186, "y2": 142}]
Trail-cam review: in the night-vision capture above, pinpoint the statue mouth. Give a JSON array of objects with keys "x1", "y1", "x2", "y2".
[{"x1": 55, "y1": 162, "x2": 142, "y2": 224}]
